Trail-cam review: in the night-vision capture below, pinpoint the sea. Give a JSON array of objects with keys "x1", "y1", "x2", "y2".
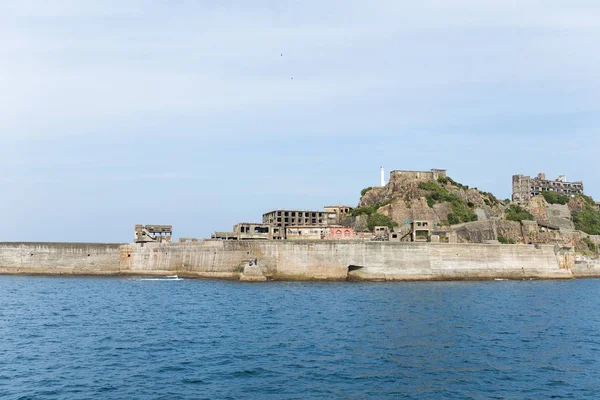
[{"x1": 0, "y1": 276, "x2": 599, "y2": 399}]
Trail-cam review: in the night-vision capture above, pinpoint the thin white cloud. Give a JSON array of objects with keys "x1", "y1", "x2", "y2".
[{"x1": 1, "y1": 1, "x2": 600, "y2": 138}]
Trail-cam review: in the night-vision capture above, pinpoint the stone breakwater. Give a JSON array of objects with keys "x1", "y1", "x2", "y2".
[{"x1": 0, "y1": 241, "x2": 590, "y2": 281}]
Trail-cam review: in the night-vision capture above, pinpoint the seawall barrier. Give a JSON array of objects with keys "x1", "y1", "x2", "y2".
[
  {"x1": 0, "y1": 242, "x2": 123, "y2": 275},
  {"x1": 0, "y1": 241, "x2": 582, "y2": 281}
]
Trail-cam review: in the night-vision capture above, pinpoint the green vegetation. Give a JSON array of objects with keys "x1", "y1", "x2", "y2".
[
  {"x1": 480, "y1": 191, "x2": 500, "y2": 207},
  {"x1": 437, "y1": 176, "x2": 469, "y2": 190},
  {"x1": 447, "y1": 177, "x2": 469, "y2": 190},
  {"x1": 351, "y1": 200, "x2": 392, "y2": 217},
  {"x1": 582, "y1": 237, "x2": 597, "y2": 253},
  {"x1": 541, "y1": 191, "x2": 570, "y2": 205},
  {"x1": 572, "y1": 196, "x2": 600, "y2": 235},
  {"x1": 498, "y1": 236, "x2": 516, "y2": 244},
  {"x1": 367, "y1": 213, "x2": 398, "y2": 231},
  {"x1": 447, "y1": 214, "x2": 460, "y2": 225},
  {"x1": 350, "y1": 200, "x2": 397, "y2": 231},
  {"x1": 360, "y1": 187, "x2": 373, "y2": 197},
  {"x1": 505, "y1": 205, "x2": 535, "y2": 222},
  {"x1": 418, "y1": 181, "x2": 477, "y2": 224}
]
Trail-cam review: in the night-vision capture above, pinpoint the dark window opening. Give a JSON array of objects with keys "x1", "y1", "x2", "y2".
[{"x1": 254, "y1": 226, "x2": 269, "y2": 234}]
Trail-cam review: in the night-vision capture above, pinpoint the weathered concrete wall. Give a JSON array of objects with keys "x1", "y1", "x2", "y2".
[
  {"x1": 571, "y1": 260, "x2": 600, "y2": 278},
  {"x1": 347, "y1": 243, "x2": 572, "y2": 281},
  {"x1": 0, "y1": 241, "x2": 574, "y2": 281},
  {"x1": 121, "y1": 241, "x2": 573, "y2": 281},
  {"x1": 0, "y1": 242, "x2": 122, "y2": 275}
]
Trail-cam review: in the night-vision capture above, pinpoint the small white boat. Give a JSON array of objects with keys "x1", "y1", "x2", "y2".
[{"x1": 137, "y1": 275, "x2": 183, "y2": 281}]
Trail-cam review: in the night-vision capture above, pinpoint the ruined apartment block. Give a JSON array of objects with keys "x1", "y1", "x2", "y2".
[
  {"x1": 262, "y1": 209, "x2": 338, "y2": 228},
  {"x1": 323, "y1": 205, "x2": 353, "y2": 222},
  {"x1": 512, "y1": 173, "x2": 584, "y2": 203}
]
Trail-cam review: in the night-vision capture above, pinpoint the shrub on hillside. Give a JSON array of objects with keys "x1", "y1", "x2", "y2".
[
  {"x1": 360, "y1": 187, "x2": 373, "y2": 197},
  {"x1": 573, "y1": 198, "x2": 600, "y2": 235},
  {"x1": 418, "y1": 181, "x2": 477, "y2": 224},
  {"x1": 541, "y1": 191, "x2": 570, "y2": 205},
  {"x1": 498, "y1": 236, "x2": 516, "y2": 244},
  {"x1": 505, "y1": 205, "x2": 535, "y2": 222},
  {"x1": 351, "y1": 200, "x2": 392, "y2": 217},
  {"x1": 582, "y1": 237, "x2": 597, "y2": 253},
  {"x1": 367, "y1": 213, "x2": 398, "y2": 231}
]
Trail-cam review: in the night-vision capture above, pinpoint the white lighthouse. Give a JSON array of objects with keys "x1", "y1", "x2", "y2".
[{"x1": 380, "y1": 166, "x2": 385, "y2": 187}]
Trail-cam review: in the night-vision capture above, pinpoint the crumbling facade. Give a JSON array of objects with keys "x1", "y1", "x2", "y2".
[
  {"x1": 134, "y1": 225, "x2": 172, "y2": 243},
  {"x1": 324, "y1": 205, "x2": 353, "y2": 222},
  {"x1": 512, "y1": 173, "x2": 584, "y2": 203},
  {"x1": 390, "y1": 168, "x2": 447, "y2": 182},
  {"x1": 286, "y1": 226, "x2": 356, "y2": 241},
  {"x1": 211, "y1": 223, "x2": 284, "y2": 241},
  {"x1": 262, "y1": 209, "x2": 338, "y2": 228}
]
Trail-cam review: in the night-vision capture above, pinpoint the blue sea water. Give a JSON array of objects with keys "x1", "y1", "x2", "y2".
[{"x1": 0, "y1": 276, "x2": 599, "y2": 399}]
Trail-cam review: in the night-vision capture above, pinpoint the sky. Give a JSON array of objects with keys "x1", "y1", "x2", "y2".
[{"x1": 1, "y1": 0, "x2": 599, "y2": 242}]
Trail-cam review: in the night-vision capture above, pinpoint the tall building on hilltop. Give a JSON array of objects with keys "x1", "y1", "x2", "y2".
[{"x1": 512, "y1": 173, "x2": 584, "y2": 203}]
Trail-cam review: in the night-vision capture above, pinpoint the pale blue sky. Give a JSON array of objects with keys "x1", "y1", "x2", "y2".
[{"x1": 1, "y1": 1, "x2": 599, "y2": 242}]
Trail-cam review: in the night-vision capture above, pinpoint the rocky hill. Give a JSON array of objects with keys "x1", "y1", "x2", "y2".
[
  {"x1": 348, "y1": 171, "x2": 600, "y2": 255},
  {"x1": 355, "y1": 173, "x2": 504, "y2": 228}
]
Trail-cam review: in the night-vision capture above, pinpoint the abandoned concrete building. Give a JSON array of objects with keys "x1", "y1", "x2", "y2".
[
  {"x1": 262, "y1": 209, "x2": 338, "y2": 228},
  {"x1": 211, "y1": 223, "x2": 285, "y2": 241},
  {"x1": 512, "y1": 173, "x2": 584, "y2": 203},
  {"x1": 286, "y1": 226, "x2": 356, "y2": 241},
  {"x1": 211, "y1": 200, "x2": 437, "y2": 243},
  {"x1": 323, "y1": 205, "x2": 354, "y2": 221},
  {"x1": 134, "y1": 225, "x2": 173, "y2": 243},
  {"x1": 390, "y1": 168, "x2": 447, "y2": 182},
  {"x1": 388, "y1": 220, "x2": 433, "y2": 242},
  {"x1": 211, "y1": 222, "x2": 356, "y2": 241}
]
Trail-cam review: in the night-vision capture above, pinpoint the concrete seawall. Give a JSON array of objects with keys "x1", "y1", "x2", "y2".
[
  {"x1": 0, "y1": 242, "x2": 123, "y2": 275},
  {"x1": 0, "y1": 241, "x2": 584, "y2": 281},
  {"x1": 571, "y1": 261, "x2": 600, "y2": 278},
  {"x1": 120, "y1": 241, "x2": 574, "y2": 281}
]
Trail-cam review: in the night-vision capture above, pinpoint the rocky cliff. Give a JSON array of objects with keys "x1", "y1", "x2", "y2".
[
  {"x1": 356, "y1": 174, "x2": 504, "y2": 229},
  {"x1": 352, "y1": 173, "x2": 600, "y2": 258}
]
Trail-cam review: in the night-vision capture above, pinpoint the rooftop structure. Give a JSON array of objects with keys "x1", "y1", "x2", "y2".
[
  {"x1": 512, "y1": 173, "x2": 584, "y2": 203},
  {"x1": 390, "y1": 168, "x2": 447, "y2": 182}
]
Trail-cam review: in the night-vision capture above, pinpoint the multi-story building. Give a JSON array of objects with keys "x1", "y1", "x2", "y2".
[
  {"x1": 262, "y1": 209, "x2": 338, "y2": 228},
  {"x1": 324, "y1": 205, "x2": 353, "y2": 222},
  {"x1": 211, "y1": 222, "x2": 285, "y2": 241},
  {"x1": 512, "y1": 173, "x2": 584, "y2": 203}
]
